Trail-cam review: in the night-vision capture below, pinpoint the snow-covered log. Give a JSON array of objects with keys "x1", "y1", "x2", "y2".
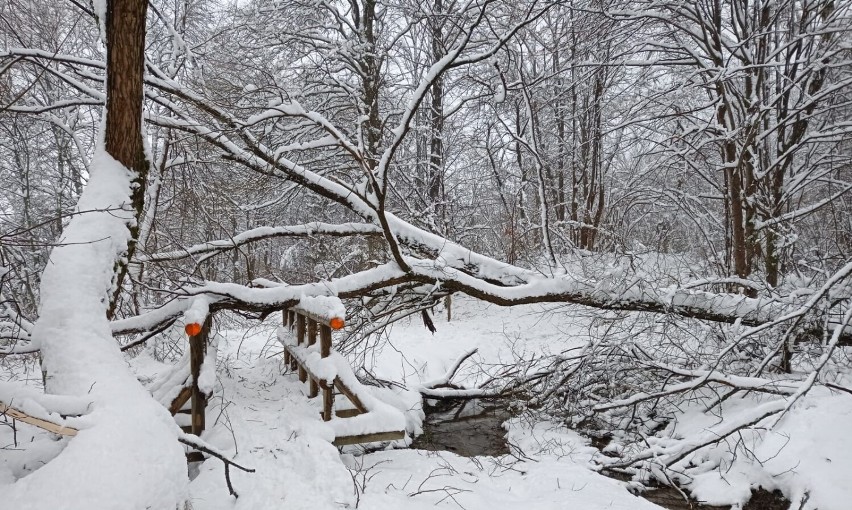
[{"x1": 4, "y1": 150, "x2": 188, "y2": 509}]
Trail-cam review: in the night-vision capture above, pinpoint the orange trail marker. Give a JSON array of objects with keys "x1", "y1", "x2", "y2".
[
  {"x1": 329, "y1": 317, "x2": 345, "y2": 330},
  {"x1": 185, "y1": 322, "x2": 203, "y2": 337}
]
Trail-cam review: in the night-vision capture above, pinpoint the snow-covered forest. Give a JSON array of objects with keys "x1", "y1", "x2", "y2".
[{"x1": 1, "y1": 0, "x2": 851, "y2": 508}]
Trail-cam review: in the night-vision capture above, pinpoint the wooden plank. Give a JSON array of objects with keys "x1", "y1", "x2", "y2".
[
  {"x1": 0, "y1": 402, "x2": 78, "y2": 436},
  {"x1": 289, "y1": 310, "x2": 299, "y2": 371},
  {"x1": 333, "y1": 377, "x2": 368, "y2": 413},
  {"x1": 320, "y1": 324, "x2": 333, "y2": 420},
  {"x1": 296, "y1": 313, "x2": 306, "y2": 346},
  {"x1": 332, "y1": 430, "x2": 406, "y2": 446},
  {"x1": 285, "y1": 346, "x2": 332, "y2": 389},
  {"x1": 322, "y1": 386, "x2": 333, "y2": 422},
  {"x1": 307, "y1": 318, "x2": 317, "y2": 347},
  {"x1": 290, "y1": 305, "x2": 344, "y2": 330},
  {"x1": 297, "y1": 314, "x2": 307, "y2": 383},
  {"x1": 283, "y1": 309, "x2": 291, "y2": 366},
  {"x1": 189, "y1": 315, "x2": 211, "y2": 436},
  {"x1": 186, "y1": 451, "x2": 206, "y2": 463},
  {"x1": 320, "y1": 324, "x2": 331, "y2": 357},
  {"x1": 335, "y1": 408, "x2": 362, "y2": 418},
  {"x1": 307, "y1": 319, "x2": 318, "y2": 398},
  {"x1": 168, "y1": 385, "x2": 192, "y2": 415}
]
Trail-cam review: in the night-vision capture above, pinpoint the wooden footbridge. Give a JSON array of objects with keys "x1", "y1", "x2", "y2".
[
  {"x1": 1, "y1": 296, "x2": 407, "y2": 468},
  {"x1": 161, "y1": 296, "x2": 407, "y2": 448}
]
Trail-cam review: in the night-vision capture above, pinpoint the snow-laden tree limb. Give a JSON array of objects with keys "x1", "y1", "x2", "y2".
[
  {"x1": 13, "y1": 40, "x2": 844, "y2": 338},
  {"x1": 136, "y1": 222, "x2": 382, "y2": 263}
]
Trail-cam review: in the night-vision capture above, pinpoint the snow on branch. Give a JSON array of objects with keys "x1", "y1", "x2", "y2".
[
  {"x1": 403, "y1": 258, "x2": 791, "y2": 326},
  {"x1": 0, "y1": 381, "x2": 92, "y2": 422},
  {"x1": 421, "y1": 348, "x2": 480, "y2": 390},
  {"x1": 415, "y1": 347, "x2": 509, "y2": 401},
  {"x1": 136, "y1": 222, "x2": 382, "y2": 263},
  {"x1": 604, "y1": 399, "x2": 787, "y2": 470},
  {"x1": 0, "y1": 343, "x2": 39, "y2": 356},
  {"x1": 108, "y1": 255, "x2": 846, "y2": 350}
]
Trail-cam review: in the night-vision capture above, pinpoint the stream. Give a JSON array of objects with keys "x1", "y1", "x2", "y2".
[
  {"x1": 412, "y1": 399, "x2": 789, "y2": 510},
  {"x1": 410, "y1": 400, "x2": 510, "y2": 457}
]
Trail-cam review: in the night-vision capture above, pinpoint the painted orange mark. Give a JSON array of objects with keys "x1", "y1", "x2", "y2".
[
  {"x1": 329, "y1": 317, "x2": 345, "y2": 330},
  {"x1": 185, "y1": 322, "x2": 203, "y2": 336}
]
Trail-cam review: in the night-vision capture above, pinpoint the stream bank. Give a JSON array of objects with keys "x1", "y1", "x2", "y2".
[{"x1": 412, "y1": 399, "x2": 789, "y2": 510}]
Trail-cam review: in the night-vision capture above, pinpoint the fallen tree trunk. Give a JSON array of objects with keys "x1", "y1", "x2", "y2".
[{"x1": 112, "y1": 259, "x2": 850, "y2": 348}]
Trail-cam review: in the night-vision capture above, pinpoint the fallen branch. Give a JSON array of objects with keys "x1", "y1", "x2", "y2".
[
  {"x1": 419, "y1": 387, "x2": 509, "y2": 400},
  {"x1": 178, "y1": 432, "x2": 255, "y2": 498},
  {"x1": 421, "y1": 348, "x2": 479, "y2": 390},
  {"x1": 604, "y1": 399, "x2": 786, "y2": 470},
  {"x1": 416, "y1": 348, "x2": 514, "y2": 400}
]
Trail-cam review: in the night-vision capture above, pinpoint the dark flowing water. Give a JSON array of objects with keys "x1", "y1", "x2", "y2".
[{"x1": 411, "y1": 400, "x2": 509, "y2": 457}]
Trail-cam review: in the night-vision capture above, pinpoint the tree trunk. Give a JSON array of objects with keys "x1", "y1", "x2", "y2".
[
  {"x1": 8, "y1": 2, "x2": 189, "y2": 507},
  {"x1": 428, "y1": 0, "x2": 445, "y2": 230},
  {"x1": 105, "y1": 0, "x2": 150, "y2": 318}
]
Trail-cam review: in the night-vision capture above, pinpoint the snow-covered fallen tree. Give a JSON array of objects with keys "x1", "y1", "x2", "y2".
[{"x1": 2, "y1": 147, "x2": 189, "y2": 508}]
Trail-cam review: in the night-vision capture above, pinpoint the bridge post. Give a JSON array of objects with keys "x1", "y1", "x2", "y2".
[
  {"x1": 288, "y1": 310, "x2": 298, "y2": 372},
  {"x1": 296, "y1": 314, "x2": 307, "y2": 383},
  {"x1": 307, "y1": 319, "x2": 318, "y2": 397},
  {"x1": 320, "y1": 323, "x2": 333, "y2": 421},
  {"x1": 283, "y1": 309, "x2": 291, "y2": 367},
  {"x1": 189, "y1": 314, "x2": 211, "y2": 436}
]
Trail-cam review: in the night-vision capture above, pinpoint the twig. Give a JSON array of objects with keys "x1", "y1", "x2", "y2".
[
  {"x1": 178, "y1": 432, "x2": 255, "y2": 498},
  {"x1": 825, "y1": 382, "x2": 852, "y2": 396},
  {"x1": 120, "y1": 320, "x2": 176, "y2": 352}
]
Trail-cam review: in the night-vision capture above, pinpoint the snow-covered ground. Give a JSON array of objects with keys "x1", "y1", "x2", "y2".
[
  {"x1": 4, "y1": 296, "x2": 852, "y2": 509},
  {"x1": 161, "y1": 301, "x2": 663, "y2": 510}
]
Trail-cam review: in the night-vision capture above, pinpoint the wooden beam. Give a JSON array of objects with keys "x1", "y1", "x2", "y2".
[
  {"x1": 285, "y1": 348, "x2": 334, "y2": 389},
  {"x1": 307, "y1": 319, "x2": 317, "y2": 347},
  {"x1": 168, "y1": 385, "x2": 192, "y2": 415},
  {"x1": 189, "y1": 315, "x2": 211, "y2": 436},
  {"x1": 0, "y1": 402, "x2": 78, "y2": 436},
  {"x1": 320, "y1": 324, "x2": 333, "y2": 421},
  {"x1": 335, "y1": 408, "x2": 362, "y2": 418},
  {"x1": 333, "y1": 377, "x2": 368, "y2": 413},
  {"x1": 297, "y1": 314, "x2": 307, "y2": 383},
  {"x1": 320, "y1": 324, "x2": 331, "y2": 357},
  {"x1": 307, "y1": 319, "x2": 318, "y2": 398},
  {"x1": 322, "y1": 386, "x2": 334, "y2": 422},
  {"x1": 332, "y1": 430, "x2": 406, "y2": 446},
  {"x1": 283, "y1": 309, "x2": 291, "y2": 366},
  {"x1": 289, "y1": 310, "x2": 299, "y2": 372}
]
